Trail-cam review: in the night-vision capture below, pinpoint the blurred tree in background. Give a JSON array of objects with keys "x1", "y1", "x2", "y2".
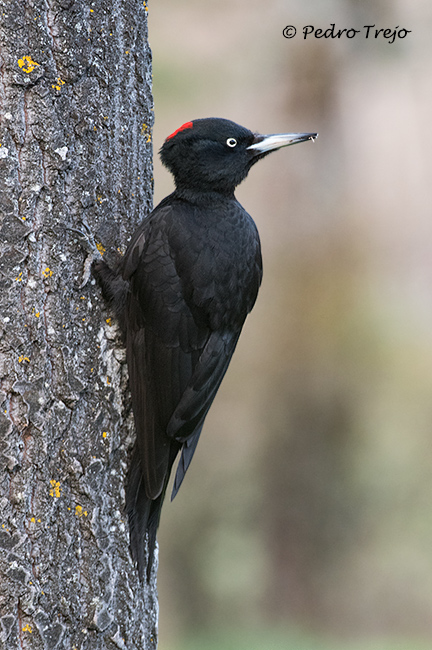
[{"x1": 148, "y1": 0, "x2": 432, "y2": 647}]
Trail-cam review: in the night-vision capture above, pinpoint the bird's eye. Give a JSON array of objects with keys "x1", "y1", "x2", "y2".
[{"x1": 226, "y1": 138, "x2": 237, "y2": 148}]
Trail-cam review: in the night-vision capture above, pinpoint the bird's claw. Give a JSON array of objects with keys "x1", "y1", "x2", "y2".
[{"x1": 70, "y1": 221, "x2": 105, "y2": 288}]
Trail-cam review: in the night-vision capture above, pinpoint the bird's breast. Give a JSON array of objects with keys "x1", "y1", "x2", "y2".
[{"x1": 172, "y1": 204, "x2": 262, "y2": 330}]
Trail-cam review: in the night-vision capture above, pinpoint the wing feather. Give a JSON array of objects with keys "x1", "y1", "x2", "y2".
[{"x1": 124, "y1": 205, "x2": 209, "y2": 501}]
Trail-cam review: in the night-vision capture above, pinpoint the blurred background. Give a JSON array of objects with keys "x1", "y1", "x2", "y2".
[{"x1": 147, "y1": 0, "x2": 432, "y2": 648}]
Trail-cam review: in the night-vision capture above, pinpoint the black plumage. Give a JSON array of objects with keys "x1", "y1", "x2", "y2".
[{"x1": 93, "y1": 117, "x2": 317, "y2": 580}]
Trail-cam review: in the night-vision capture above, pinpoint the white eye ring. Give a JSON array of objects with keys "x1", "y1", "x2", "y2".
[{"x1": 226, "y1": 138, "x2": 237, "y2": 148}]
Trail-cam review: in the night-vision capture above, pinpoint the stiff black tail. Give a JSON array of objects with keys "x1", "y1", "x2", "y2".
[{"x1": 126, "y1": 447, "x2": 167, "y2": 582}]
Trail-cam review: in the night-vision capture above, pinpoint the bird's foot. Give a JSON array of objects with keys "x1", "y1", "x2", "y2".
[{"x1": 70, "y1": 220, "x2": 106, "y2": 288}]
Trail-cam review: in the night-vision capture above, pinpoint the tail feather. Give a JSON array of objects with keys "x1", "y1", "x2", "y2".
[{"x1": 125, "y1": 446, "x2": 171, "y2": 582}]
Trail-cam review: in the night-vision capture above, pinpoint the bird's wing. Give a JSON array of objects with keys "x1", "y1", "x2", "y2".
[
  {"x1": 167, "y1": 328, "x2": 240, "y2": 442},
  {"x1": 169, "y1": 328, "x2": 241, "y2": 499},
  {"x1": 123, "y1": 205, "x2": 211, "y2": 500}
]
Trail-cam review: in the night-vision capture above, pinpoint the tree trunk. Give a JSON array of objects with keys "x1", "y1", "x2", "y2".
[{"x1": 0, "y1": 1, "x2": 156, "y2": 648}]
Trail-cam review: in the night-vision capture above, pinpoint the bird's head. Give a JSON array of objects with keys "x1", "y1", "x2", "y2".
[{"x1": 160, "y1": 117, "x2": 317, "y2": 196}]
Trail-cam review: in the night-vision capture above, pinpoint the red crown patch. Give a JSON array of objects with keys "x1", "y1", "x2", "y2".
[{"x1": 166, "y1": 121, "x2": 193, "y2": 141}]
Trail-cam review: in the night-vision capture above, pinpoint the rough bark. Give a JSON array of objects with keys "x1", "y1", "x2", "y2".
[{"x1": 0, "y1": 1, "x2": 156, "y2": 648}]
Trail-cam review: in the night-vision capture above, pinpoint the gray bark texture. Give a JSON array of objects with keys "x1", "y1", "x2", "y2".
[{"x1": 0, "y1": 1, "x2": 157, "y2": 648}]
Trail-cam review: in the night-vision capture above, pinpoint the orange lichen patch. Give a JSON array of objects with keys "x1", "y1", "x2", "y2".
[
  {"x1": 52, "y1": 77, "x2": 65, "y2": 91},
  {"x1": 141, "y1": 123, "x2": 152, "y2": 144},
  {"x1": 18, "y1": 355, "x2": 30, "y2": 363},
  {"x1": 102, "y1": 431, "x2": 108, "y2": 438},
  {"x1": 96, "y1": 242, "x2": 106, "y2": 256},
  {"x1": 22, "y1": 624, "x2": 32, "y2": 633},
  {"x1": 75, "y1": 505, "x2": 88, "y2": 517},
  {"x1": 49, "y1": 480, "x2": 61, "y2": 498},
  {"x1": 42, "y1": 267, "x2": 53, "y2": 278},
  {"x1": 18, "y1": 56, "x2": 39, "y2": 73}
]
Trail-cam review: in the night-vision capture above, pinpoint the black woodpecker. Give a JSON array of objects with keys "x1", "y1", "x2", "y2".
[{"x1": 93, "y1": 117, "x2": 317, "y2": 580}]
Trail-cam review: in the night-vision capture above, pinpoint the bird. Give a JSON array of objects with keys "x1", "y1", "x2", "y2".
[{"x1": 93, "y1": 117, "x2": 317, "y2": 580}]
